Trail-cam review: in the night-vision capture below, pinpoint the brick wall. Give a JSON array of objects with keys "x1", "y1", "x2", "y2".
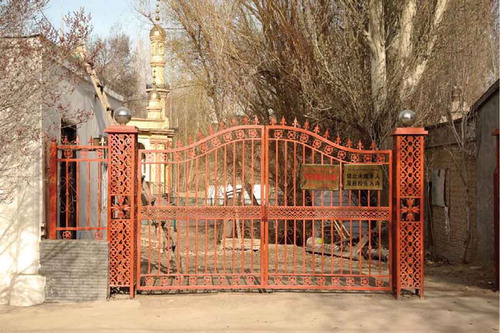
[
  {"x1": 425, "y1": 83, "x2": 498, "y2": 265},
  {"x1": 426, "y1": 143, "x2": 477, "y2": 263}
]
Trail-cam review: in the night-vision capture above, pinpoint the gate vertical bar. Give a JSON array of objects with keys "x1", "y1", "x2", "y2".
[
  {"x1": 392, "y1": 127, "x2": 427, "y2": 299},
  {"x1": 49, "y1": 139, "x2": 58, "y2": 240},
  {"x1": 261, "y1": 125, "x2": 269, "y2": 286},
  {"x1": 493, "y1": 129, "x2": 499, "y2": 292},
  {"x1": 105, "y1": 125, "x2": 138, "y2": 298}
]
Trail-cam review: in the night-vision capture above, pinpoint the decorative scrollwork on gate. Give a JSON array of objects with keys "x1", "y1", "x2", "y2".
[
  {"x1": 135, "y1": 118, "x2": 393, "y2": 295},
  {"x1": 266, "y1": 125, "x2": 390, "y2": 165}
]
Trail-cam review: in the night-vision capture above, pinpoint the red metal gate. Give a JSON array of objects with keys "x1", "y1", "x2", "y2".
[
  {"x1": 48, "y1": 118, "x2": 427, "y2": 297},
  {"x1": 136, "y1": 118, "x2": 392, "y2": 291}
]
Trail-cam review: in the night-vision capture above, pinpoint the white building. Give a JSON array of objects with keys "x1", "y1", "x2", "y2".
[{"x1": 0, "y1": 35, "x2": 124, "y2": 306}]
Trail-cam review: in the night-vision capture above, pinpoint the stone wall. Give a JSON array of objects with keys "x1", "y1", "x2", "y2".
[{"x1": 40, "y1": 240, "x2": 109, "y2": 302}]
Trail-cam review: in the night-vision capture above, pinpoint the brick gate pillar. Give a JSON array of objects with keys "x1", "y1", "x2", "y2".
[
  {"x1": 105, "y1": 125, "x2": 138, "y2": 298},
  {"x1": 392, "y1": 126, "x2": 428, "y2": 299}
]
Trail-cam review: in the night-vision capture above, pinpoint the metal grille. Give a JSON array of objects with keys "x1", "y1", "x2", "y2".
[
  {"x1": 136, "y1": 119, "x2": 392, "y2": 292},
  {"x1": 48, "y1": 138, "x2": 108, "y2": 240}
]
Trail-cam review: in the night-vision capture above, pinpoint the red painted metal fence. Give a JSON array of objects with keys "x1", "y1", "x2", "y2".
[
  {"x1": 48, "y1": 118, "x2": 427, "y2": 298},
  {"x1": 48, "y1": 138, "x2": 108, "y2": 240}
]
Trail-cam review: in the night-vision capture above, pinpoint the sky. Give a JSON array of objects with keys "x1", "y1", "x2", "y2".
[{"x1": 43, "y1": 0, "x2": 151, "y2": 41}]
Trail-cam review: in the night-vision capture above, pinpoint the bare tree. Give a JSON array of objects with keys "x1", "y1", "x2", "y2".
[
  {"x1": 0, "y1": 3, "x2": 93, "y2": 202},
  {"x1": 88, "y1": 26, "x2": 146, "y2": 115},
  {"x1": 147, "y1": 0, "x2": 497, "y2": 146},
  {"x1": 437, "y1": 0, "x2": 497, "y2": 263}
]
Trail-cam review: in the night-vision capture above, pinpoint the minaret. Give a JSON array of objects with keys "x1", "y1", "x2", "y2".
[{"x1": 146, "y1": 0, "x2": 168, "y2": 121}]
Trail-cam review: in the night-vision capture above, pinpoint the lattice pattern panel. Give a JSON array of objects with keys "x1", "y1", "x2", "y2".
[
  {"x1": 142, "y1": 206, "x2": 261, "y2": 220},
  {"x1": 394, "y1": 134, "x2": 425, "y2": 296},
  {"x1": 108, "y1": 131, "x2": 136, "y2": 288},
  {"x1": 399, "y1": 222, "x2": 422, "y2": 288},
  {"x1": 398, "y1": 136, "x2": 422, "y2": 197},
  {"x1": 142, "y1": 126, "x2": 264, "y2": 163},
  {"x1": 109, "y1": 134, "x2": 134, "y2": 195},
  {"x1": 141, "y1": 124, "x2": 391, "y2": 165},
  {"x1": 267, "y1": 127, "x2": 391, "y2": 164},
  {"x1": 138, "y1": 275, "x2": 390, "y2": 290},
  {"x1": 139, "y1": 275, "x2": 262, "y2": 289},
  {"x1": 141, "y1": 206, "x2": 390, "y2": 221},
  {"x1": 109, "y1": 220, "x2": 132, "y2": 286},
  {"x1": 268, "y1": 206, "x2": 391, "y2": 220},
  {"x1": 269, "y1": 275, "x2": 390, "y2": 289}
]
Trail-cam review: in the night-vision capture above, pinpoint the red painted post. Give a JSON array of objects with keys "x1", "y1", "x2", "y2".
[
  {"x1": 49, "y1": 139, "x2": 58, "y2": 240},
  {"x1": 105, "y1": 125, "x2": 138, "y2": 298},
  {"x1": 392, "y1": 127, "x2": 428, "y2": 299},
  {"x1": 494, "y1": 129, "x2": 499, "y2": 292}
]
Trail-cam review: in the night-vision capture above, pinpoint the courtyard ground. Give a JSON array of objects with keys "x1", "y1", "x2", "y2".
[{"x1": 0, "y1": 264, "x2": 498, "y2": 332}]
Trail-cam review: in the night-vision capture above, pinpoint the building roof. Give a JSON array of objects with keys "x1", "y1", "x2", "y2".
[
  {"x1": 426, "y1": 79, "x2": 499, "y2": 130},
  {"x1": 470, "y1": 79, "x2": 499, "y2": 114}
]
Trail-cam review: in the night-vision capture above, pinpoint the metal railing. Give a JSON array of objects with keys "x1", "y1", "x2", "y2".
[{"x1": 48, "y1": 139, "x2": 108, "y2": 240}]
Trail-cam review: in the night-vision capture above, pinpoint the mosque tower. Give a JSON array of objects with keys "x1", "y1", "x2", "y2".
[
  {"x1": 129, "y1": 0, "x2": 174, "y2": 149},
  {"x1": 146, "y1": 0, "x2": 169, "y2": 121}
]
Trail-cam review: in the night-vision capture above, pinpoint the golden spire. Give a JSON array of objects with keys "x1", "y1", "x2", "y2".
[
  {"x1": 155, "y1": 0, "x2": 161, "y2": 23},
  {"x1": 149, "y1": 0, "x2": 166, "y2": 38},
  {"x1": 149, "y1": 70, "x2": 160, "y2": 102}
]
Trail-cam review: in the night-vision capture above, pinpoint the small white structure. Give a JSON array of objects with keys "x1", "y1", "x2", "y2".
[{"x1": 0, "y1": 35, "x2": 124, "y2": 306}]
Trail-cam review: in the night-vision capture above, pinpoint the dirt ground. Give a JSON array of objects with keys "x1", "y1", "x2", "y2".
[{"x1": 0, "y1": 263, "x2": 498, "y2": 332}]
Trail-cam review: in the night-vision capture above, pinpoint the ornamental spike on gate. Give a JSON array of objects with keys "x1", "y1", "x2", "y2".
[
  {"x1": 280, "y1": 116, "x2": 286, "y2": 125},
  {"x1": 334, "y1": 135, "x2": 341, "y2": 145},
  {"x1": 253, "y1": 115, "x2": 259, "y2": 125},
  {"x1": 270, "y1": 116, "x2": 277, "y2": 125},
  {"x1": 292, "y1": 117, "x2": 299, "y2": 127},
  {"x1": 243, "y1": 115, "x2": 249, "y2": 124},
  {"x1": 323, "y1": 129, "x2": 330, "y2": 139},
  {"x1": 313, "y1": 124, "x2": 320, "y2": 134},
  {"x1": 303, "y1": 120, "x2": 310, "y2": 130},
  {"x1": 357, "y1": 140, "x2": 364, "y2": 150}
]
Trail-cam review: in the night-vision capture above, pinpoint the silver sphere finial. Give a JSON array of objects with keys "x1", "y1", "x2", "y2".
[
  {"x1": 114, "y1": 107, "x2": 132, "y2": 125},
  {"x1": 398, "y1": 109, "x2": 416, "y2": 127}
]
